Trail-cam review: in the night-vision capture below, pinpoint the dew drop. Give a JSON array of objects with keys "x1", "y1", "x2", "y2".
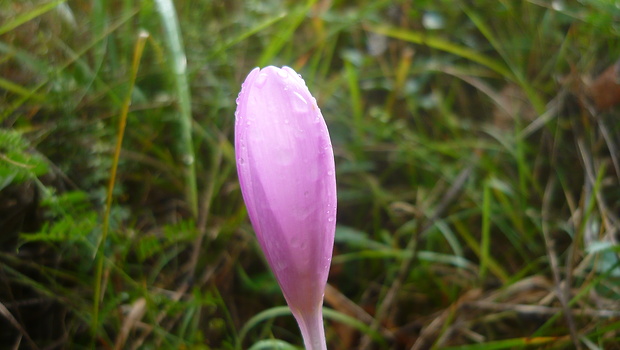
[
  {"x1": 275, "y1": 259, "x2": 287, "y2": 271},
  {"x1": 327, "y1": 170, "x2": 334, "y2": 176},
  {"x1": 255, "y1": 73, "x2": 268, "y2": 87},
  {"x1": 238, "y1": 157, "x2": 245, "y2": 165},
  {"x1": 422, "y1": 11, "x2": 444, "y2": 30},
  {"x1": 292, "y1": 91, "x2": 308, "y2": 113},
  {"x1": 183, "y1": 154, "x2": 194, "y2": 165},
  {"x1": 175, "y1": 55, "x2": 187, "y2": 74},
  {"x1": 328, "y1": 217, "x2": 334, "y2": 222},
  {"x1": 278, "y1": 69, "x2": 288, "y2": 79}
]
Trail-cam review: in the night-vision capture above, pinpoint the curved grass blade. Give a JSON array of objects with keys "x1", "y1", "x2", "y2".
[
  {"x1": 236, "y1": 306, "x2": 386, "y2": 349},
  {"x1": 248, "y1": 340, "x2": 300, "y2": 350},
  {"x1": 237, "y1": 306, "x2": 292, "y2": 350},
  {"x1": 366, "y1": 25, "x2": 514, "y2": 80}
]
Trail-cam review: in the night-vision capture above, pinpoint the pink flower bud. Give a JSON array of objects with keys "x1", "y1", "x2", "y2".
[{"x1": 235, "y1": 66, "x2": 337, "y2": 349}]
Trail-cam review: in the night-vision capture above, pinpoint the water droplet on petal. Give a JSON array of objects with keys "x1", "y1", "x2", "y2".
[
  {"x1": 255, "y1": 73, "x2": 268, "y2": 87},
  {"x1": 292, "y1": 91, "x2": 308, "y2": 113},
  {"x1": 327, "y1": 170, "x2": 334, "y2": 176},
  {"x1": 278, "y1": 69, "x2": 288, "y2": 79},
  {"x1": 238, "y1": 157, "x2": 245, "y2": 165}
]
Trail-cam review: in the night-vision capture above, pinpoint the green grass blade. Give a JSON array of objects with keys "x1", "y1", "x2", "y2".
[
  {"x1": 367, "y1": 24, "x2": 514, "y2": 80},
  {"x1": 237, "y1": 306, "x2": 292, "y2": 349},
  {"x1": 0, "y1": 9, "x2": 137, "y2": 122},
  {"x1": 462, "y1": 6, "x2": 546, "y2": 114},
  {"x1": 344, "y1": 57, "x2": 363, "y2": 141},
  {"x1": 479, "y1": 180, "x2": 491, "y2": 280},
  {"x1": 154, "y1": 0, "x2": 198, "y2": 217},
  {"x1": 236, "y1": 306, "x2": 386, "y2": 349},
  {"x1": 248, "y1": 340, "x2": 300, "y2": 350},
  {"x1": 322, "y1": 308, "x2": 386, "y2": 346},
  {"x1": 0, "y1": 0, "x2": 67, "y2": 35},
  {"x1": 454, "y1": 219, "x2": 509, "y2": 283},
  {"x1": 211, "y1": 12, "x2": 287, "y2": 59},
  {"x1": 0, "y1": 77, "x2": 44, "y2": 100},
  {"x1": 257, "y1": 0, "x2": 317, "y2": 67}
]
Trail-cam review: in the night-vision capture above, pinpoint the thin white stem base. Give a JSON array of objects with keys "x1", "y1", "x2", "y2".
[{"x1": 292, "y1": 307, "x2": 327, "y2": 350}]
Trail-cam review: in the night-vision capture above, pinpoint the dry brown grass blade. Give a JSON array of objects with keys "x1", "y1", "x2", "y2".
[
  {"x1": 466, "y1": 301, "x2": 620, "y2": 318},
  {"x1": 325, "y1": 283, "x2": 376, "y2": 327},
  {"x1": 410, "y1": 288, "x2": 482, "y2": 350},
  {"x1": 114, "y1": 297, "x2": 147, "y2": 350},
  {"x1": 542, "y1": 177, "x2": 581, "y2": 350},
  {"x1": 324, "y1": 283, "x2": 394, "y2": 347},
  {"x1": 0, "y1": 300, "x2": 38, "y2": 349}
]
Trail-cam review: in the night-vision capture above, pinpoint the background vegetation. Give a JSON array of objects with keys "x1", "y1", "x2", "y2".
[{"x1": 1, "y1": 0, "x2": 619, "y2": 349}]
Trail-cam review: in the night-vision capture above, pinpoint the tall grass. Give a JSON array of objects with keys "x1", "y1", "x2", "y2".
[{"x1": 1, "y1": 0, "x2": 619, "y2": 349}]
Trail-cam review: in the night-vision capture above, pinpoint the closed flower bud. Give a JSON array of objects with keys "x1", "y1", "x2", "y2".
[{"x1": 235, "y1": 66, "x2": 337, "y2": 350}]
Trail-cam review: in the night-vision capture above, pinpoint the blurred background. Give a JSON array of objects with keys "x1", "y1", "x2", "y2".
[{"x1": 1, "y1": 0, "x2": 620, "y2": 349}]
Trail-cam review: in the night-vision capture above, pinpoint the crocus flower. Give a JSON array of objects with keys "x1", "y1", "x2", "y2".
[{"x1": 235, "y1": 66, "x2": 337, "y2": 350}]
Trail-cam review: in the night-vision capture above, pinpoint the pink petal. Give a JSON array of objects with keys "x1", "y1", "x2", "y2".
[{"x1": 235, "y1": 66, "x2": 337, "y2": 315}]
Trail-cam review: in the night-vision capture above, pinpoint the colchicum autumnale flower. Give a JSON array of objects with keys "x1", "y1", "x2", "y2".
[{"x1": 235, "y1": 66, "x2": 337, "y2": 350}]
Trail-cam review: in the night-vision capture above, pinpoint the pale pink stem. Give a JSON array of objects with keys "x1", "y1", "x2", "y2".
[{"x1": 292, "y1": 307, "x2": 327, "y2": 350}]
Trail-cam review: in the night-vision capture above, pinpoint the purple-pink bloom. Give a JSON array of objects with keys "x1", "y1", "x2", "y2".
[{"x1": 235, "y1": 66, "x2": 337, "y2": 349}]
